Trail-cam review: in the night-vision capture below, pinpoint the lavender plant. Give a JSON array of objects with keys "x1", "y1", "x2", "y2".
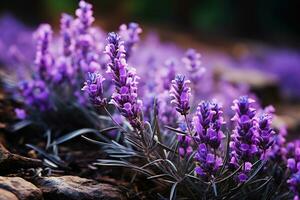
[
  {"x1": 84, "y1": 32, "x2": 296, "y2": 199},
  {"x1": 1, "y1": 1, "x2": 299, "y2": 199}
]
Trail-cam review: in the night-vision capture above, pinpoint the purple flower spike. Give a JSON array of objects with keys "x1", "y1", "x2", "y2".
[
  {"x1": 60, "y1": 14, "x2": 74, "y2": 57},
  {"x1": 182, "y1": 49, "x2": 202, "y2": 72},
  {"x1": 163, "y1": 59, "x2": 176, "y2": 90},
  {"x1": 257, "y1": 113, "x2": 275, "y2": 155},
  {"x1": 288, "y1": 172, "x2": 300, "y2": 198},
  {"x1": 82, "y1": 71, "x2": 107, "y2": 106},
  {"x1": 104, "y1": 32, "x2": 143, "y2": 128},
  {"x1": 231, "y1": 96, "x2": 258, "y2": 162},
  {"x1": 193, "y1": 101, "x2": 224, "y2": 149},
  {"x1": 34, "y1": 24, "x2": 53, "y2": 80},
  {"x1": 20, "y1": 80, "x2": 50, "y2": 111},
  {"x1": 170, "y1": 74, "x2": 191, "y2": 116},
  {"x1": 75, "y1": 0, "x2": 94, "y2": 34},
  {"x1": 119, "y1": 22, "x2": 142, "y2": 59},
  {"x1": 194, "y1": 143, "x2": 222, "y2": 179},
  {"x1": 177, "y1": 124, "x2": 192, "y2": 157}
]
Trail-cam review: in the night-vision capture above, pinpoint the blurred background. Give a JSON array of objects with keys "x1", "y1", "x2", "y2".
[
  {"x1": 0, "y1": 0, "x2": 300, "y2": 134},
  {"x1": 0, "y1": 0, "x2": 299, "y2": 45}
]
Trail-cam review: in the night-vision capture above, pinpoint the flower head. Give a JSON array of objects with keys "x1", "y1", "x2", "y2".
[
  {"x1": 34, "y1": 24, "x2": 53, "y2": 80},
  {"x1": 195, "y1": 143, "x2": 222, "y2": 179},
  {"x1": 257, "y1": 112, "x2": 275, "y2": 154},
  {"x1": 104, "y1": 32, "x2": 142, "y2": 128},
  {"x1": 193, "y1": 101, "x2": 224, "y2": 149},
  {"x1": 170, "y1": 74, "x2": 191, "y2": 116},
  {"x1": 231, "y1": 96, "x2": 258, "y2": 162},
  {"x1": 20, "y1": 80, "x2": 50, "y2": 111},
  {"x1": 60, "y1": 13, "x2": 74, "y2": 57},
  {"x1": 75, "y1": 0, "x2": 94, "y2": 34},
  {"x1": 82, "y1": 71, "x2": 107, "y2": 106},
  {"x1": 119, "y1": 22, "x2": 142, "y2": 59}
]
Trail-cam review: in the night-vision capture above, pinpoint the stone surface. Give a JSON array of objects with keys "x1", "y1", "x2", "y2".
[
  {"x1": 0, "y1": 177, "x2": 42, "y2": 200},
  {"x1": 0, "y1": 188, "x2": 19, "y2": 200},
  {"x1": 34, "y1": 175, "x2": 125, "y2": 200}
]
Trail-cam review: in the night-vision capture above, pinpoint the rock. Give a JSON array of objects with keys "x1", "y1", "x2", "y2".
[
  {"x1": 0, "y1": 176, "x2": 42, "y2": 200},
  {"x1": 34, "y1": 176, "x2": 125, "y2": 200},
  {"x1": 0, "y1": 188, "x2": 19, "y2": 200}
]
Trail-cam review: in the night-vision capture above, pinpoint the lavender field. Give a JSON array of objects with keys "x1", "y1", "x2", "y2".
[{"x1": 0, "y1": 1, "x2": 300, "y2": 200}]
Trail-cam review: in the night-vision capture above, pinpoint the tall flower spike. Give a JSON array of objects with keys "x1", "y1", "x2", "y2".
[
  {"x1": 60, "y1": 13, "x2": 73, "y2": 57},
  {"x1": 230, "y1": 96, "x2": 258, "y2": 183},
  {"x1": 82, "y1": 71, "x2": 107, "y2": 106},
  {"x1": 182, "y1": 48, "x2": 202, "y2": 72},
  {"x1": 75, "y1": 0, "x2": 94, "y2": 34},
  {"x1": 104, "y1": 32, "x2": 143, "y2": 128},
  {"x1": 182, "y1": 49, "x2": 205, "y2": 81},
  {"x1": 34, "y1": 24, "x2": 53, "y2": 80},
  {"x1": 231, "y1": 96, "x2": 258, "y2": 162},
  {"x1": 119, "y1": 22, "x2": 142, "y2": 59},
  {"x1": 257, "y1": 112, "x2": 275, "y2": 156},
  {"x1": 170, "y1": 74, "x2": 191, "y2": 116},
  {"x1": 163, "y1": 59, "x2": 176, "y2": 90},
  {"x1": 193, "y1": 101, "x2": 224, "y2": 149}
]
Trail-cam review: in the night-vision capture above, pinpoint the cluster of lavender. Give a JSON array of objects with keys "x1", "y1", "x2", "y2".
[
  {"x1": 2, "y1": 1, "x2": 300, "y2": 199},
  {"x1": 14, "y1": 0, "x2": 103, "y2": 114},
  {"x1": 169, "y1": 76, "x2": 277, "y2": 184}
]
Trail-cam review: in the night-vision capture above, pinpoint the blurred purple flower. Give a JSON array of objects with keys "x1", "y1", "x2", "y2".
[
  {"x1": 75, "y1": 0, "x2": 94, "y2": 34},
  {"x1": 20, "y1": 80, "x2": 50, "y2": 111},
  {"x1": 14, "y1": 108, "x2": 26, "y2": 120},
  {"x1": 60, "y1": 13, "x2": 74, "y2": 57},
  {"x1": 119, "y1": 22, "x2": 142, "y2": 59},
  {"x1": 34, "y1": 24, "x2": 53, "y2": 80}
]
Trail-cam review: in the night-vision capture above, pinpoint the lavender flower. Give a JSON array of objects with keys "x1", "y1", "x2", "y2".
[
  {"x1": 104, "y1": 32, "x2": 143, "y2": 128},
  {"x1": 82, "y1": 71, "x2": 107, "y2": 106},
  {"x1": 182, "y1": 48, "x2": 202, "y2": 73},
  {"x1": 75, "y1": 0, "x2": 94, "y2": 34},
  {"x1": 267, "y1": 126, "x2": 287, "y2": 162},
  {"x1": 195, "y1": 143, "x2": 222, "y2": 180},
  {"x1": 14, "y1": 108, "x2": 26, "y2": 120},
  {"x1": 231, "y1": 96, "x2": 258, "y2": 162},
  {"x1": 60, "y1": 14, "x2": 73, "y2": 57},
  {"x1": 20, "y1": 80, "x2": 50, "y2": 111},
  {"x1": 119, "y1": 22, "x2": 142, "y2": 59},
  {"x1": 193, "y1": 101, "x2": 224, "y2": 149},
  {"x1": 51, "y1": 57, "x2": 74, "y2": 84},
  {"x1": 230, "y1": 96, "x2": 258, "y2": 182},
  {"x1": 182, "y1": 49, "x2": 205, "y2": 83},
  {"x1": 177, "y1": 124, "x2": 192, "y2": 157},
  {"x1": 170, "y1": 74, "x2": 191, "y2": 116},
  {"x1": 288, "y1": 172, "x2": 300, "y2": 200},
  {"x1": 162, "y1": 59, "x2": 176, "y2": 90},
  {"x1": 257, "y1": 113, "x2": 275, "y2": 156},
  {"x1": 34, "y1": 24, "x2": 53, "y2": 80}
]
